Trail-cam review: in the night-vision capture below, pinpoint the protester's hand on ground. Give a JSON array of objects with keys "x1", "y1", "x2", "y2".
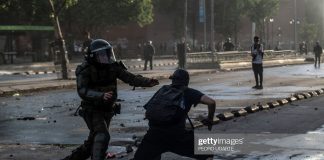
[{"x1": 103, "y1": 91, "x2": 113, "y2": 101}]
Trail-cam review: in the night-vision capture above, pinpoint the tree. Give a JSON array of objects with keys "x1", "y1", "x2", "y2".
[
  {"x1": 301, "y1": 0, "x2": 323, "y2": 43},
  {"x1": 48, "y1": 0, "x2": 77, "y2": 79},
  {"x1": 154, "y1": 0, "x2": 185, "y2": 39},
  {"x1": 299, "y1": 23, "x2": 318, "y2": 45},
  {"x1": 0, "y1": 0, "x2": 154, "y2": 78},
  {"x1": 244, "y1": 0, "x2": 279, "y2": 42},
  {"x1": 62, "y1": 0, "x2": 153, "y2": 34},
  {"x1": 214, "y1": 0, "x2": 245, "y2": 44}
]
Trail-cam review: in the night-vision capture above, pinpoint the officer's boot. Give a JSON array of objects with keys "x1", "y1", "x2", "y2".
[{"x1": 61, "y1": 144, "x2": 91, "y2": 160}]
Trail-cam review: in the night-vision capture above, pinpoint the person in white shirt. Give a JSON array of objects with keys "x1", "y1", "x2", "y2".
[{"x1": 251, "y1": 36, "x2": 264, "y2": 89}]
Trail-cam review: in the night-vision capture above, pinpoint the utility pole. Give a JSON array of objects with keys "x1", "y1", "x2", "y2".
[
  {"x1": 294, "y1": 0, "x2": 297, "y2": 51},
  {"x1": 203, "y1": 0, "x2": 206, "y2": 51},
  {"x1": 184, "y1": 0, "x2": 188, "y2": 41},
  {"x1": 210, "y1": 0, "x2": 215, "y2": 52}
]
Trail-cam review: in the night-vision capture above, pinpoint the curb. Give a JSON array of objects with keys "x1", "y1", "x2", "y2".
[
  {"x1": 0, "y1": 69, "x2": 217, "y2": 97},
  {"x1": 193, "y1": 88, "x2": 324, "y2": 129},
  {"x1": 1, "y1": 62, "x2": 178, "y2": 76},
  {"x1": 220, "y1": 60, "x2": 312, "y2": 72}
]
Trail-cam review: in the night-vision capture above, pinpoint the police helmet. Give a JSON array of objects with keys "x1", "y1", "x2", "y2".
[{"x1": 86, "y1": 39, "x2": 116, "y2": 64}]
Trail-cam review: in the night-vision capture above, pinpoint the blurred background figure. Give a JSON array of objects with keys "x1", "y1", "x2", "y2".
[
  {"x1": 143, "y1": 40, "x2": 155, "y2": 70},
  {"x1": 223, "y1": 38, "x2": 235, "y2": 51}
]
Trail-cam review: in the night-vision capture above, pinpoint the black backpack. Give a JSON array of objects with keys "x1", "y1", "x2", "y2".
[{"x1": 144, "y1": 85, "x2": 187, "y2": 125}]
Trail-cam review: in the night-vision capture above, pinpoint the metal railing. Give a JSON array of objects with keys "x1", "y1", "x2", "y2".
[{"x1": 187, "y1": 50, "x2": 300, "y2": 64}]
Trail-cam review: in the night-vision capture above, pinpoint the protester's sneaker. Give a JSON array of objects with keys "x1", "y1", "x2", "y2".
[{"x1": 252, "y1": 85, "x2": 258, "y2": 89}]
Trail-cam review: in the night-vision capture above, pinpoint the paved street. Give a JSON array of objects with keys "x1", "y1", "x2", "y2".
[{"x1": 0, "y1": 64, "x2": 323, "y2": 159}]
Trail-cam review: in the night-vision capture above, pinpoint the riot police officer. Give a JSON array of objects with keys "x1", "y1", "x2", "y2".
[{"x1": 62, "y1": 39, "x2": 159, "y2": 160}]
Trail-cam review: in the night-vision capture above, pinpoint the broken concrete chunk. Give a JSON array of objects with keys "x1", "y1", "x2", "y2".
[
  {"x1": 267, "y1": 101, "x2": 280, "y2": 108},
  {"x1": 258, "y1": 104, "x2": 270, "y2": 110},
  {"x1": 277, "y1": 99, "x2": 289, "y2": 105},
  {"x1": 216, "y1": 112, "x2": 234, "y2": 121},
  {"x1": 301, "y1": 92, "x2": 312, "y2": 99},
  {"x1": 286, "y1": 96, "x2": 297, "y2": 102},
  {"x1": 294, "y1": 94, "x2": 305, "y2": 100},
  {"x1": 231, "y1": 109, "x2": 248, "y2": 117},
  {"x1": 316, "y1": 89, "x2": 323, "y2": 95},
  {"x1": 244, "y1": 105, "x2": 259, "y2": 113},
  {"x1": 309, "y1": 91, "x2": 318, "y2": 97}
]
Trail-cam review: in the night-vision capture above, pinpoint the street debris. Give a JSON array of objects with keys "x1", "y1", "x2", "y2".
[
  {"x1": 44, "y1": 105, "x2": 62, "y2": 109},
  {"x1": 126, "y1": 144, "x2": 133, "y2": 153},
  {"x1": 12, "y1": 93, "x2": 20, "y2": 97},
  {"x1": 17, "y1": 117, "x2": 35, "y2": 120},
  {"x1": 116, "y1": 99, "x2": 125, "y2": 102}
]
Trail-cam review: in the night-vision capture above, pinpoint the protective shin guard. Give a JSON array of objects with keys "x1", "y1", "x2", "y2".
[{"x1": 92, "y1": 133, "x2": 110, "y2": 160}]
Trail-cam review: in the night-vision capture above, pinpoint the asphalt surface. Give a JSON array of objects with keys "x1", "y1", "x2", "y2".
[{"x1": 0, "y1": 63, "x2": 323, "y2": 160}]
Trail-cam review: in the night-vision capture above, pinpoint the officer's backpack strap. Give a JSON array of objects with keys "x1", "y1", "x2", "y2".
[
  {"x1": 117, "y1": 61, "x2": 128, "y2": 70},
  {"x1": 75, "y1": 61, "x2": 90, "y2": 76}
]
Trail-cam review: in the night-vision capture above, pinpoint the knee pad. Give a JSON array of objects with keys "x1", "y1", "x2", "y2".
[
  {"x1": 94, "y1": 132, "x2": 110, "y2": 144},
  {"x1": 92, "y1": 132, "x2": 110, "y2": 160}
]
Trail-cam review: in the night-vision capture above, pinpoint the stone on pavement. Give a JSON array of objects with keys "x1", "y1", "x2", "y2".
[
  {"x1": 244, "y1": 105, "x2": 259, "y2": 113},
  {"x1": 216, "y1": 112, "x2": 234, "y2": 121}
]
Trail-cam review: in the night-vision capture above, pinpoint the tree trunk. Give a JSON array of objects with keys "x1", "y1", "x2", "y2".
[{"x1": 48, "y1": 0, "x2": 69, "y2": 79}]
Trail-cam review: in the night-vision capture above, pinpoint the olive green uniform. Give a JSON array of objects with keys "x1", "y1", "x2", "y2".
[{"x1": 64, "y1": 61, "x2": 153, "y2": 160}]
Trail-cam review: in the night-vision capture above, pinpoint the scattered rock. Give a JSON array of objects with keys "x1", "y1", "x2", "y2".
[
  {"x1": 126, "y1": 145, "x2": 133, "y2": 153},
  {"x1": 116, "y1": 99, "x2": 125, "y2": 102},
  {"x1": 231, "y1": 109, "x2": 248, "y2": 117},
  {"x1": 53, "y1": 120, "x2": 57, "y2": 123},
  {"x1": 9, "y1": 154, "x2": 13, "y2": 157},
  {"x1": 12, "y1": 93, "x2": 20, "y2": 97},
  {"x1": 44, "y1": 105, "x2": 62, "y2": 109},
  {"x1": 315, "y1": 108, "x2": 318, "y2": 111},
  {"x1": 216, "y1": 112, "x2": 234, "y2": 121},
  {"x1": 132, "y1": 135, "x2": 137, "y2": 140},
  {"x1": 277, "y1": 99, "x2": 289, "y2": 105},
  {"x1": 17, "y1": 117, "x2": 35, "y2": 120},
  {"x1": 120, "y1": 123, "x2": 125, "y2": 127},
  {"x1": 245, "y1": 105, "x2": 259, "y2": 113}
]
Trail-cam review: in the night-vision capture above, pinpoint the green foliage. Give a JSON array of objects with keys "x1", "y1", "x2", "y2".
[
  {"x1": 244, "y1": 0, "x2": 279, "y2": 24},
  {"x1": 0, "y1": 0, "x2": 153, "y2": 28},
  {"x1": 0, "y1": 0, "x2": 51, "y2": 25},
  {"x1": 215, "y1": 0, "x2": 246, "y2": 39},
  {"x1": 154, "y1": 0, "x2": 184, "y2": 38},
  {"x1": 302, "y1": 0, "x2": 323, "y2": 42},
  {"x1": 299, "y1": 23, "x2": 318, "y2": 43}
]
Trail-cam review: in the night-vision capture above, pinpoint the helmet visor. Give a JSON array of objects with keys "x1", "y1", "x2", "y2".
[{"x1": 94, "y1": 49, "x2": 116, "y2": 64}]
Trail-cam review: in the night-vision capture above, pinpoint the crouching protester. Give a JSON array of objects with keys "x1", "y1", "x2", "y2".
[
  {"x1": 62, "y1": 39, "x2": 159, "y2": 160},
  {"x1": 133, "y1": 69, "x2": 216, "y2": 160}
]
